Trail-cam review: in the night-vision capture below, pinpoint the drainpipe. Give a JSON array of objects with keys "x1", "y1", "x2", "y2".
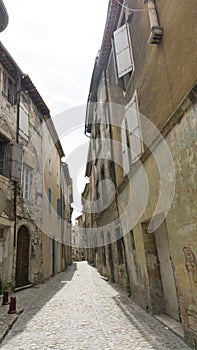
[
  {"x1": 147, "y1": 0, "x2": 159, "y2": 28},
  {"x1": 13, "y1": 76, "x2": 21, "y2": 247}
]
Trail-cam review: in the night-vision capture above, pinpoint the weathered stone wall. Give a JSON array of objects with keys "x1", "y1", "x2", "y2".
[
  {"x1": 117, "y1": 99, "x2": 197, "y2": 346},
  {"x1": 0, "y1": 56, "x2": 71, "y2": 289},
  {"x1": 83, "y1": 0, "x2": 197, "y2": 347}
]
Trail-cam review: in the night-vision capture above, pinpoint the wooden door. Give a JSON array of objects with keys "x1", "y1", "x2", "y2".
[
  {"x1": 155, "y1": 222, "x2": 180, "y2": 321},
  {"x1": 15, "y1": 226, "x2": 30, "y2": 287},
  {"x1": 51, "y1": 238, "x2": 55, "y2": 275}
]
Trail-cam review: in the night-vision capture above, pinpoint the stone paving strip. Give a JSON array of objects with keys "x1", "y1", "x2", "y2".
[{"x1": 0, "y1": 262, "x2": 191, "y2": 350}]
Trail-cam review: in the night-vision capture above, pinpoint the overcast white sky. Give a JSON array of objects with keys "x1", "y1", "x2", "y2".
[{"x1": 1, "y1": 0, "x2": 109, "y2": 221}]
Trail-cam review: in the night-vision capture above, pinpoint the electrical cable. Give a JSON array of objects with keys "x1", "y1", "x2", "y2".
[{"x1": 114, "y1": 0, "x2": 167, "y2": 12}]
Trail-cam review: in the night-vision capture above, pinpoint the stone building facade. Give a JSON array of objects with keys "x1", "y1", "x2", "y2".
[
  {"x1": 61, "y1": 162, "x2": 73, "y2": 267},
  {"x1": 83, "y1": 0, "x2": 197, "y2": 348},
  {"x1": 0, "y1": 42, "x2": 72, "y2": 291},
  {"x1": 72, "y1": 215, "x2": 86, "y2": 261}
]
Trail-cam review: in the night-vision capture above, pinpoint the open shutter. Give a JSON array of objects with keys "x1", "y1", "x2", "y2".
[
  {"x1": 125, "y1": 96, "x2": 143, "y2": 162},
  {"x1": 129, "y1": 129, "x2": 142, "y2": 161},
  {"x1": 125, "y1": 99, "x2": 138, "y2": 134},
  {"x1": 114, "y1": 23, "x2": 133, "y2": 78}
]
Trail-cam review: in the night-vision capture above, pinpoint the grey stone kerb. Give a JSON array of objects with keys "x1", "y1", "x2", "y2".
[{"x1": 0, "y1": 0, "x2": 8, "y2": 32}]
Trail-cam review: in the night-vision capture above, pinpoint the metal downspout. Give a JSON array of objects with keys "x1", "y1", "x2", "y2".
[{"x1": 13, "y1": 76, "x2": 21, "y2": 247}]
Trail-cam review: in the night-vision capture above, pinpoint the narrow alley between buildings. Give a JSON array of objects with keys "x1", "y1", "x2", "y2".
[{"x1": 0, "y1": 262, "x2": 190, "y2": 350}]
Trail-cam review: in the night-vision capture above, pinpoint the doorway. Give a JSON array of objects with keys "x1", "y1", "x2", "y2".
[
  {"x1": 15, "y1": 226, "x2": 30, "y2": 287},
  {"x1": 51, "y1": 238, "x2": 55, "y2": 275},
  {"x1": 143, "y1": 220, "x2": 180, "y2": 321},
  {"x1": 155, "y1": 222, "x2": 180, "y2": 321},
  {"x1": 107, "y1": 232, "x2": 114, "y2": 282}
]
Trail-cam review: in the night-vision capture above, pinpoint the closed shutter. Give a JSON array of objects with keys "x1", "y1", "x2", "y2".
[
  {"x1": 19, "y1": 104, "x2": 29, "y2": 137},
  {"x1": 11, "y1": 143, "x2": 22, "y2": 182},
  {"x1": 22, "y1": 164, "x2": 31, "y2": 199},
  {"x1": 114, "y1": 23, "x2": 133, "y2": 78}
]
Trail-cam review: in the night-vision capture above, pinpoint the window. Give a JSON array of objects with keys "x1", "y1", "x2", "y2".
[
  {"x1": 101, "y1": 233, "x2": 106, "y2": 266},
  {"x1": 113, "y1": 23, "x2": 134, "y2": 79},
  {"x1": 49, "y1": 158, "x2": 52, "y2": 174},
  {"x1": 57, "y1": 199, "x2": 62, "y2": 218},
  {"x1": 48, "y1": 188, "x2": 52, "y2": 213},
  {"x1": 0, "y1": 138, "x2": 8, "y2": 177},
  {"x1": 22, "y1": 164, "x2": 32, "y2": 200},
  {"x1": 125, "y1": 93, "x2": 143, "y2": 162},
  {"x1": 101, "y1": 165, "x2": 107, "y2": 205},
  {"x1": 2, "y1": 71, "x2": 14, "y2": 104},
  {"x1": 0, "y1": 228, "x2": 3, "y2": 239},
  {"x1": 19, "y1": 104, "x2": 29, "y2": 138},
  {"x1": 130, "y1": 230, "x2": 136, "y2": 250},
  {"x1": 121, "y1": 118, "x2": 130, "y2": 175},
  {"x1": 109, "y1": 160, "x2": 116, "y2": 187},
  {"x1": 115, "y1": 226, "x2": 124, "y2": 265}
]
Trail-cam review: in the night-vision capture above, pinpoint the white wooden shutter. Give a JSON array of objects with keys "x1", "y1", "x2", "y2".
[
  {"x1": 125, "y1": 100, "x2": 139, "y2": 133},
  {"x1": 114, "y1": 23, "x2": 133, "y2": 78},
  {"x1": 129, "y1": 129, "x2": 142, "y2": 161},
  {"x1": 125, "y1": 95, "x2": 143, "y2": 162},
  {"x1": 19, "y1": 104, "x2": 29, "y2": 137}
]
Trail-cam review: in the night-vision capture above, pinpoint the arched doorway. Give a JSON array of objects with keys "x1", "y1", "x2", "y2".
[{"x1": 15, "y1": 226, "x2": 30, "y2": 287}]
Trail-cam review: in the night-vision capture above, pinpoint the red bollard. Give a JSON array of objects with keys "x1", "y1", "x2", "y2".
[
  {"x1": 8, "y1": 296, "x2": 16, "y2": 314},
  {"x1": 2, "y1": 291, "x2": 9, "y2": 305}
]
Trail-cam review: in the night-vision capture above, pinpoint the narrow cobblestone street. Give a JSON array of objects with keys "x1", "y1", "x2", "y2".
[{"x1": 0, "y1": 262, "x2": 191, "y2": 350}]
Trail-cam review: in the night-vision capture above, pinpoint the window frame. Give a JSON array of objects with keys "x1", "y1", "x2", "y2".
[{"x1": 2, "y1": 71, "x2": 14, "y2": 104}]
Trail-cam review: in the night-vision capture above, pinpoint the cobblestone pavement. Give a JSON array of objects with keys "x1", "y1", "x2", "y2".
[{"x1": 0, "y1": 262, "x2": 191, "y2": 350}]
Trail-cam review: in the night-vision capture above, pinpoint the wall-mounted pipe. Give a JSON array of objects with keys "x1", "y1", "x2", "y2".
[{"x1": 13, "y1": 76, "x2": 21, "y2": 247}]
